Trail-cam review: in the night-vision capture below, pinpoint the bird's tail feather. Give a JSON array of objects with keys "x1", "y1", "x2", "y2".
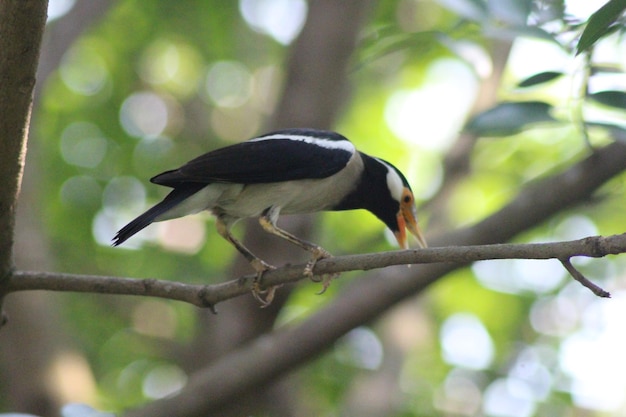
[{"x1": 112, "y1": 184, "x2": 205, "y2": 246}]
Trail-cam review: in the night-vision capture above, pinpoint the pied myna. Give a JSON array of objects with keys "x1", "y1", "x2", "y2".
[{"x1": 113, "y1": 128, "x2": 427, "y2": 303}]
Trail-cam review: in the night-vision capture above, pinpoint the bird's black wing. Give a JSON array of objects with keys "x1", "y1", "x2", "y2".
[{"x1": 151, "y1": 129, "x2": 356, "y2": 187}]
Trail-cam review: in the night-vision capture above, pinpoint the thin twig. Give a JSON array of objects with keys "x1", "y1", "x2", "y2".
[{"x1": 559, "y1": 257, "x2": 611, "y2": 298}]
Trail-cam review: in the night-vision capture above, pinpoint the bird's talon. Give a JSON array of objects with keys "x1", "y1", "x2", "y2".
[
  {"x1": 252, "y1": 284, "x2": 278, "y2": 307},
  {"x1": 303, "y1": 247, "x2": 332, "y2": 277},
  {"x1": 315, "y1": 273, "x2": 340, "y2": 295},
  {"x1": 304, "y1": 248, "x2": 334, "y2": 291},
  {"x1": 309, "y1": 274, "x2": 322, "y2": 283},
  {"x1": 250, "y1": 262, "x2": 278, "y2": 307},
  {"x1": 316, "y1": 247, "x2": 332, "y2": 260},
  {"x1": 251, "y1": 279, "x2": 280, "y2": 307}
]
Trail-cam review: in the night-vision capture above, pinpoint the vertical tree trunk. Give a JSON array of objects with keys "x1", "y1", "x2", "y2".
[
  {"x1": 0, "y1": 2, "x2": 113, "y2": 415},
  {"x1": 0, "y1": 1, "x2": 51, "y2": 415}
]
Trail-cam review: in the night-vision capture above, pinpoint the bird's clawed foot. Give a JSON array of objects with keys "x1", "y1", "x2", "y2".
[
  {"x1": 303, "y1": 246, "x2": 332, "y2": 277},
  {"x1": 304, "y1": 246, "x2": 339, "y2": 294},
  {"x1": 314, "y1": 272, "x2": 340, "y2": 295},
  {"x1": 250, "y1": 259, "x2": 280, "y2": 307},
  {"x1": 248, "y1": 246, "x2": 337, "y2": 305}
]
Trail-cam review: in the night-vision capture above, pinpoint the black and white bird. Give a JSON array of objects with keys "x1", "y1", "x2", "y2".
[{"x1": 113, "y1": 128, "x2": 426, "y2": 300}]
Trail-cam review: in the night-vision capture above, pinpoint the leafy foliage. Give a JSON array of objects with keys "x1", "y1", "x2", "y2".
[
  {"x1": 589, "y1": 90, "x2": 626, "y2": 109},
  {"x1": 466, "y1": 101, "x2": 557, "y2": 136},
  {"x1": 517, "y1": 71, "x2": 564, "y2": 87}
]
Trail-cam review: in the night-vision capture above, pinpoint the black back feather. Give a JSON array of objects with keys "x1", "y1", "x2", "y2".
[{"x1": 151, "y1": 129, "x2": 354, "y2": 186}]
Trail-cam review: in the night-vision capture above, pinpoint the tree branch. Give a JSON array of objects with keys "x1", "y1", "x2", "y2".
[{"x1": 7, "y1": 233, "x2": 624, "y2": 307}]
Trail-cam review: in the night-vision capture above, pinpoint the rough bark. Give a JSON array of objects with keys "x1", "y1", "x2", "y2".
[
  {"x1": 0, "y1": 1, "x2": 51, "y2": 415},
  {"x1": 0, "y1": 2, "x2": 114, "y2": 415},
  {"x1": 0, "y1": 0, "x2": 48, "y2": 283}
]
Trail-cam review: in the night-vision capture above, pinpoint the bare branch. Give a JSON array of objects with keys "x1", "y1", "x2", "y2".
[
  {"x1": 8, "y1": 271, "x2": 219, "y2": 309},
  {"x1": 7, "y1": 233, "x2": 624, "y2": 307}
]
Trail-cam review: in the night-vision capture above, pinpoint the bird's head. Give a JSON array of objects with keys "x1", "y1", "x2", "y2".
[
  {"x1": 358, "y1": 155, "x2": 427, "y2": 249},
  {"x1": 381, "y1": 160, "x2": 427, "y2": 249}
]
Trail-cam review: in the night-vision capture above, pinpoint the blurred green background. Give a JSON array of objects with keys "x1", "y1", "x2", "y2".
[{"x1": 3, "y1": 0, "x2": 626, "y2": 416}]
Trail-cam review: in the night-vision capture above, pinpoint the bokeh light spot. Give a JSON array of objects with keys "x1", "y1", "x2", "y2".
[
  {"x1": 102, "y1": 176, "x2": 146, "y2": 215},
  {"x1": 530, "y1": 295, "x2": 579, "y2": 336},
  {"x1": 434, "y1": 370, "x2": 482, "y2": 415},
  {"x1": 509, "y1": 347, "x2": 553, "y2": 401},
  {"x1": 385, "y1": 58, "x2": 478, "y2": 151},
  {"x1": 239, "y1": 0, "x2": 307, "y2": 45},
  {"x1": 483, "y1": 378, "x2": 536, "y2": 417},
  {"x1": 142, "y1": 364, "x2": 187, "y2": 399},
  {"x1": 336, "y1": 327, "x2": 384, "y2": 370},
  {"x1": 139, "y1": 39, "x2": 203, "y2": 98},
  {"x1": 204, "y1": 61, "x2": 253, "y2": 108},
  {"x1": 158, "y1": 216, "x2": 206, "y2": 254},
  {"x1": 48, "y1": 0, "x2": 76, "y2": 21},
  {"x1": 120, "y1": 91, "x2": 169, "y2": 138},
  {"x1": 60, "y1": 45, "x2": 109, "y2": 96},
  {"x1": 473, "y1": 257, "x2": 566, "y2": 295},
  {"x1": 60, "y1": 121, "x2": 108, "y2": 168},
  {"x1": 440, "y1": 313, "x2": 494, "y2": 370},
  {"x1": 560, "y1": 291, "x2": 626, "y2": 412}
]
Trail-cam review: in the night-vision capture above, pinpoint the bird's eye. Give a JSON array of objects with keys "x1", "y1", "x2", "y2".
[{"x1": 403, "y1": 194, "x2": 412, "y2": 204}]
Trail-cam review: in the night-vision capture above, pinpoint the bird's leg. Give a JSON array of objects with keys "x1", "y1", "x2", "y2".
[
  {"x1": 215, "y1": 218, "x2": 277, "y2": 306},
  {"x1": 259, "y1": 208, "x2": 333, "y2": 279}
]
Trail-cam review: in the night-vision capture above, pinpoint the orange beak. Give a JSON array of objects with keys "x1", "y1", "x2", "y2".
[{"x1": 394, "y1": 200, "x2": 427, "y2": 249}]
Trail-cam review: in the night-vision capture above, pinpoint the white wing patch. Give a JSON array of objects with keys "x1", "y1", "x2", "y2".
[{"x1": 250, "y1": 133, "x2": 356, "y2": 154}]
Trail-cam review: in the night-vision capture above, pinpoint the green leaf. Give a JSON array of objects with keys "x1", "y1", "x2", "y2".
[
  {"x1": 590, "y1": 64, "x2": 624, "y2": 75},
  {"x1": 576, "y1": 0, "x2": 626, "y2": 55},
  {"x1": 465, "y1": 101, "x2": 557, "y2": 136},
  {"x1": 589, "y1": 90, "x2": 626, "y2": 109},
  {"x1": 517, "y1": 71, "x2": 564, "y2": 88}
]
